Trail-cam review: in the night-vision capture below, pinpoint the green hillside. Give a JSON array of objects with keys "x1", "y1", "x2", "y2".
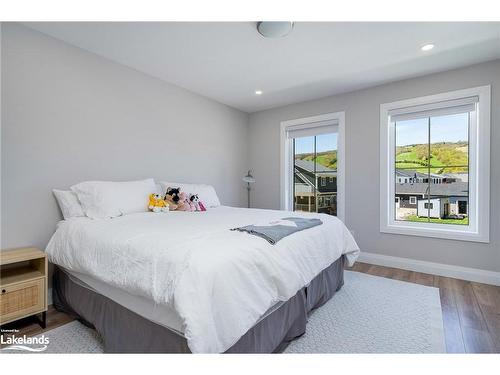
[
  {"x1": 396, "y1": 142, "x2": 468, "y2": 173},
  {"x1": 296, "y1": 151, "x2": 337, "y2": 169},
  {"x1": 295, "y1": 142, "x2": 467, "y2": 173}
]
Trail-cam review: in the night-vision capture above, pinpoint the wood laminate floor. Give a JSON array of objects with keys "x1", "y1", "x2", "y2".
[{"x1": 2, "y1": 262, "x2": 499, "y2": 353}]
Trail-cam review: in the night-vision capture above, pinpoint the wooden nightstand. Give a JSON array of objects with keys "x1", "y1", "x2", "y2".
[{"x1": 0, "y1": 248, "x2": 48, "y2": 328}]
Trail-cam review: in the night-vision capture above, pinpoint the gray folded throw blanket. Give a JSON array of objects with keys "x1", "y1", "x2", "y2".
[{"x1": 231, "y1": 217, "x2": 323, "y2": 245}]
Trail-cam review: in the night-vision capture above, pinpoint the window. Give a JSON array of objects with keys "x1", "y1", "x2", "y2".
[
  {"x1": 281, "y1": 112, "x2": 345, "y2": 220},
  {"x1": 292, "y1": 133, "x2": 337, "y2": 215},
  {"x1": 380, "y1": 86, "x2": 490, "y2": 242}
]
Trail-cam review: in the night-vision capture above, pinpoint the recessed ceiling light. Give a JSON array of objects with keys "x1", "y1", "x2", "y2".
[
  {"x1": 255, "y1": 90, "x2": 263, "y2": 95},
  {"x1": 421, "y1": 44, "x2": 435, "y2": 51}
]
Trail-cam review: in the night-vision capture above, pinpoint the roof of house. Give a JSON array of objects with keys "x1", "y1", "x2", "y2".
[
  {"x1": 395, "y1": 182, "x2": 468, "y2": 197},
  {"x1": 396, "y1": 169, "x2": 428, "y2": 178},
  {"x1": 295, "y1": 159, "x2": 336, "y2": 173},
  {"x1": 294, "y1": 173, "x2": 314, "y2": 185},
  {"x1": 444, "y1": 173, "x2": 469, "y2": 182},
  {"x1": 396, "y1": 169, "x2": 450, "y2": 179},
  {"x1": 294, "y1": 159, "x2": 337, "y2": 193}
]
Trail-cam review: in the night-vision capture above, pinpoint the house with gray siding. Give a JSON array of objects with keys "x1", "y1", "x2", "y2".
[
  {"x1": 294, "y1": 159, "x2": 337, "y2": 215},
  {"x1": 395, "y1": 169, "x2": 468, "y2": 219}
]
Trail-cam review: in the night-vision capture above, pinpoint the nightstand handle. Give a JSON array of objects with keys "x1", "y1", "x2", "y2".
[{"x1": 1, "y1": 289, "x2": 5, "y2": 294}]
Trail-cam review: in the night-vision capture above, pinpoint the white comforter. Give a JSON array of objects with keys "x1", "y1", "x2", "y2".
[{"x1": 46, "y1": 206, "x2": 359, "y2": 353}]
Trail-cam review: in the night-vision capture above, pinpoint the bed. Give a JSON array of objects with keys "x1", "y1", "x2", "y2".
[{"x1": 46, "y1": 206, "x2": 359, "y2": 353}]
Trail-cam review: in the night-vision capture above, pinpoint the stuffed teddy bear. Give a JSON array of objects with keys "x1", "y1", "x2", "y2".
[
  {"x1": 178, "y1": 191, "x2": 195, "y2": 211},
  {"x1": 163, "y1": 187, "x2": 180, "y2": 210},
  {"x1": 148, "y1": 193, "x2": 169, "y2": 213},
  {"x1": 164, "y1": 187, "x2": 193, "y2": 211},
  {"x1": 189, "y1": 194, "x2": 206, "y2": 212}
]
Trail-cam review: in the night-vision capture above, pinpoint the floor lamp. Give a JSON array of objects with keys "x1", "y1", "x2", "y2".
[{"x1": 242, "y1": 170, "x2": 255, "y2": 208}]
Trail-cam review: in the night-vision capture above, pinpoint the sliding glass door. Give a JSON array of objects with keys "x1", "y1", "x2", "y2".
[{"x1": 293, "y1": 132, "x2": 338, "y2": 216}]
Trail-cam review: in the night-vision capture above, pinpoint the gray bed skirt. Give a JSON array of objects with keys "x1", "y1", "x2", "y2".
[{"x1": 53, "y1": 255, "x2": 346, "y2": 353}]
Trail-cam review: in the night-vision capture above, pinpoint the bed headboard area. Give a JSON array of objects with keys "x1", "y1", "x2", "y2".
[{"x1": 1, "y1": 23, "x2": 249, "y2": 250}]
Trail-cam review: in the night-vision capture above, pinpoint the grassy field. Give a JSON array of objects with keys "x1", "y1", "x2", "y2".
[
  {"x1": 297, "y1": 151, "x2": 337, "y2": 169},
  {"x1": 396, "y1": 142, "x2": 468, "y2": 173},
  {"x1": 406, "y1": 215, "x2": 469, "y2": 225},
  {"x1": 395, "y1": 150, "x2": 443, "y2": 172}
]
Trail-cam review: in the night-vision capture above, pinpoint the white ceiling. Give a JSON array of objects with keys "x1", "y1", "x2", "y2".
[{"x1": 24, "y1": 22, "x2": 500, "y2": 113}]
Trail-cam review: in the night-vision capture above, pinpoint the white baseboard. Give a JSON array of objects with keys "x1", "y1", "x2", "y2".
[{"x1": 358, "y1": 252, "x2": 500, "y2": 286}]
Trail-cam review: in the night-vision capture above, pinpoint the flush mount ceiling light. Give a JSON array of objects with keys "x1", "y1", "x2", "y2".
[
  {"x1": 255, "y1": 90, "x2": 263, "y2": 95},
  {"x1": 257, "y1": 22, "x2": 294, "y2": 38},
  {"x1": 421, "y1": 43, "x2": 435, "y2": 51}
]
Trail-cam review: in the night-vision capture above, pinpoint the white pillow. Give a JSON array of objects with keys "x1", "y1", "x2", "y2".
[
  {"x1": 159, "y1": 182, "x2": 221, "y2": 208},
  {"x1": 53, "y1": 189, "x2": 85, "y2": 220},
  {"x1": 71, "y1": 178, "x2": 156, "y2": 219}
]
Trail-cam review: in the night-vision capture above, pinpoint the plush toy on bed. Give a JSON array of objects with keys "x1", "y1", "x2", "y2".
[
  {"x1": 178, "y1": 190, "x2": 194, "y2": 211},
  {"x1": 189, "y1": 194, "x2": 206, "y2": 212},
  {"x1": 164, "y1": 187, "x2": 192, "y2": 211},
  {"x1": 148, "y1": 193, "x2": 169, "y2": 213}
]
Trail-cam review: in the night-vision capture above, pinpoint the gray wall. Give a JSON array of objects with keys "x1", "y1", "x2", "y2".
[
  {"x1": 1, "y1": 23, "x2": 249, "y2": 250},
  {"x1": 248, "y1": 60, "x2": 500, "y2": 272}
]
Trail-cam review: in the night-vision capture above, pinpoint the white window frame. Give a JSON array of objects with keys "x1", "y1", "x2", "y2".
[
  {"x1": 380, "y1": 86, "x2": 490, "y2": 243},
  {"x1": 409, "y1": 196, "x2": 417, "y2": 205},
  {"x1": 280, "y1": 112, "x2": 345, "y2": 221}
]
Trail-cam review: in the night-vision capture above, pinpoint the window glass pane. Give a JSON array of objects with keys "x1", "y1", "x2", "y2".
[
  {"x1": 395, "y1": 118, "x2": 430, "y2": 170},
  {"x1": 428, "y1": 167, "x2": 469, "y2": 226},
  {"x1": 293, "y1": 133, "x2": 338, "y2": 216},
  {"x1": 395, "y1": 118, "x2": 431, "y2": 223},
  {"x1": 317, "y1": 171, "x2": 337, "y2": 215},
  {"x1": 315, "y1": 133, "x2": 337, "y2": 216},
  {"x1": 395, "y1": 167, "x2": 430, "y2": 222},
  {"x1": 314, "y1": 133, "x2": 337, "y2": 169},
  {"x1": 430, "y1": 113, "x2": 469, "y2": 170},
  {"x1": 294, "y1": 136, "x2": 315, "y2": 213},
  {"x1": 394, "y1": 113, "x2": 471, "y2": 225}
]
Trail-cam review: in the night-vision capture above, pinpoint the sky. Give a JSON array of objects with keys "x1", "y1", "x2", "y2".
[
  {"x1": 395, "y1": 113, "x2": 469, "y2": 146},
  {"x1": 294, "y1": 132, "x2": 337, "y2": 154}
]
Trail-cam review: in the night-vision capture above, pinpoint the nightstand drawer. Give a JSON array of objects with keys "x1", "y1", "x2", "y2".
[{"x1": 0, "y1": 278, "x2": 45, "y2": 324}]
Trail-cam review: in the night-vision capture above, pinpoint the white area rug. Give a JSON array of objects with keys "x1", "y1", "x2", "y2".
[
  {"x1": 3, "y1": 271, "x2": 445, "y2": 354},
  {"x1": 284, "y1": 271, "x2": 445, "y2": 353}
]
